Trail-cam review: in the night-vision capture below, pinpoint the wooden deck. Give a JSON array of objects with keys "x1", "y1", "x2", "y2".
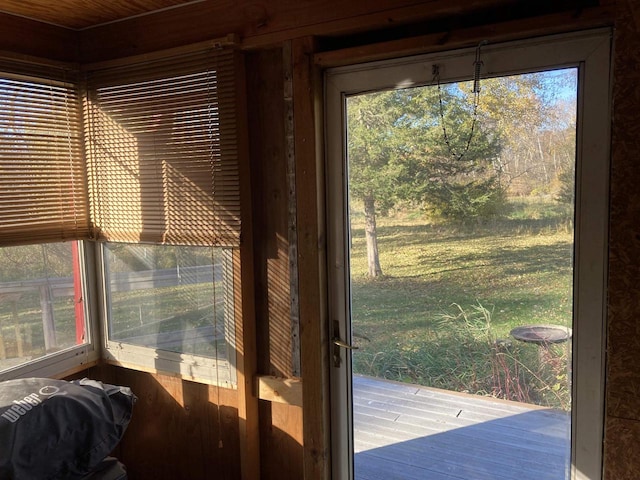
[{"x1": 353, "y1": 375, "x2": 571, "y2": 480}]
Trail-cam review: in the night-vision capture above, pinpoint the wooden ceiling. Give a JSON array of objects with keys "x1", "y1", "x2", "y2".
[{"x1": 0, "y1": 0, "x2": 204, "y2": 29}]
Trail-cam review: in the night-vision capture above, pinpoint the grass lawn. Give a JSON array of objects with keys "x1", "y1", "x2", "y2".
[
  {"x1": 0, "y1": 197, "x2": 573, "y2": 408},
  {"x1": 349, "y1": 198, "x2": 574, "y2": 409}
]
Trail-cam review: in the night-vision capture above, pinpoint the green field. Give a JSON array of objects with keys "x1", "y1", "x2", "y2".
[{"x1": 349, "y1": 198, "x2": 574, "y2": 410}]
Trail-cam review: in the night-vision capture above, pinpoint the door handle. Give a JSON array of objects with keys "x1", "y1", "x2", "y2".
[
  {"x1": 333, "y1": 337, "x2": 359, "y2": 350},
  {"x1": 332, "y1": 336, "x2": 358, "y2": 368}
]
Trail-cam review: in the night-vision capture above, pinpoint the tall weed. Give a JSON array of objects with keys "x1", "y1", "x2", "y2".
[{"x1": 352, "y1": 301, "x2": 571, "y2": 410}]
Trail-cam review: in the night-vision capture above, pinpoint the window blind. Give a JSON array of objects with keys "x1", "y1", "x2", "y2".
[
  {"x1": 84, "y1": 48, "x2": 241, "y2": 247},
  {"x1": 0, "y1": 63, "x2": 90, "y2": 246}
]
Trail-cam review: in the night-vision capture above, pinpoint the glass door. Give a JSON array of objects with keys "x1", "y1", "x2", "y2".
[{"x1": 326, "y1": 30, "x2": 610, "y2": 480}]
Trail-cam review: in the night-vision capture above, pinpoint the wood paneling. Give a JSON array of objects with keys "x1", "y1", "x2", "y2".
[
  {"x1": 605, "y1": 416, "x2": 640, "y2": 480},
  {"x1": 246, "y1": 48, "x2": 295, "y2": 378},
  {"x1": 292, "y1": 36, "x2": 331, "y2": 480},
  {"x1": 0, "y1": 0, "x2": 199, "y2": 29},
  {"x1": 315, "y1": 6, "x2": 614, "y2": 67},
  {"x1": 246, "y1": 47, "x2": 304, "y2": 479},
  {"x1": 604, "y1": 0, "x2": 640, "y2": 476},
  {"x1": 234, "y1": 51, "x2": 261, "y2": 480},
  {"x1": 0, "y1": 11, "x2": 78, "y2": 61},
  {"x1": 83, "y1": 364, "x2": 241, "y2": 480},
  {"x1": 78, "y1": 0, "x2": 526, "y2": 62},
  {"x1": 259, "y1": 402, "x2": 304, "y2": 480}
]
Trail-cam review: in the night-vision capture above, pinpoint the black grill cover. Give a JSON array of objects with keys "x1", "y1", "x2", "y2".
[{"x1": 0, "y1": 378, "x2": 135, "y2": 480}]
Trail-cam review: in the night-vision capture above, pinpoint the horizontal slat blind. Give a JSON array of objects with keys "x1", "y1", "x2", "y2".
[
  {"x1": 84, "y1": 48, "x2": 240, "y2": 246},
  {"x1": 0, "y1": 65, "x2": 90, "y2": 246}
]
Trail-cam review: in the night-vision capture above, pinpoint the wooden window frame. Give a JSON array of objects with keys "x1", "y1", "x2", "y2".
[{"x1": 0, "y1": 241, "x2": 101, "y2": 382}]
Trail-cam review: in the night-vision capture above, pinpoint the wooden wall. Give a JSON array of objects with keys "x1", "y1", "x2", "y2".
[
  {"x1": 76, "y1": 0, "x2": 528, "y2": 62},
  {"x1": 246, "y1": 47, "x2": 304, "y2": 479},
  {"x1": 0, "y1": 11, "x2": 77, "y2": 62},
  {"x1": 604, "y1": 0, "x2": 640, "y2": 478},
  {"x1": 7, "y1": 0, "x2": 638, "y2": 478},
  {"x1": 78, "y1": 364, "x2": 241, "y2": 479}
]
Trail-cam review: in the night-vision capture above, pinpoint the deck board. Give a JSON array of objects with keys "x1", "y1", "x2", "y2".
[{"x1": 353, "y1": 375, "x2": 570, "y2": 480}]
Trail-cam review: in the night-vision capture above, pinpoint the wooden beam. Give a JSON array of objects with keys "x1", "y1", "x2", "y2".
[
  {"x1": 240, "y1": 0, "x2": 521, "y2": 50},
  {"x1": 233, "y1": 51, "x2": 261, "y2": 480},
  {"x1": 246, "y1": 47, "x2": 305, "y2": 478},
  {"x1": 315, "y1": 5, "x2": 616, "y2": 67},
  {"x1": 246, "y1": 46, "x2": 301, "y2": 378},
  {"x1": 291, "y1": 36, "x2": 331, "y2": 480},
  {"x1": 257, "y1": 375, "x2": 303, "y2": 406},
  {"x1": 50, "y1": 360, "x2": 100, "y2": 379},
  {"x1": 0, "y1": 11, "x2": 78, "y2": 62},
  {"x1": 78, "y1": 0, "x2": 525, "y2": 62},
  {"x1": 284, "y1": 40, "x2": 302, "y2": 378}
]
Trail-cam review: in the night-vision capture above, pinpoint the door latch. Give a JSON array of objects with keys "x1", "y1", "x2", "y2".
[{"x1": 332, "y1": 320, "x2": 358, "y2": 367}]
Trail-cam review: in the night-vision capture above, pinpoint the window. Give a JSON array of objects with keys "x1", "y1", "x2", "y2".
[
  {"x1": 0, "y1": 63, "x2": 96, "y2": 380},
  {"x1": 102, "y1": 243, "x2": 236, "y2": 386},
  {"x1": 0, "y1": 44, "x2": 242, "y2": 386},
  {"x1": 0, "y1": 242, "x2": 94, "y2": 379},
  {"x1": 84, "y1": 48, "x2": 240, "y2": 247},
  {"x1": 85, "y1": 47, "x2": 241, "y2": 386}
]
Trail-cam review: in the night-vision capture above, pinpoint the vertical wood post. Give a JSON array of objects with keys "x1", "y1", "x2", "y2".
[
  {"x1": 40, "y1": 284, "x2": 56, "y2": 351},
  {"x1": 14, "y1": 324, "x2": 23, "y2": 357},
  {"x1": 232, "y1": 49, "x2": 261, "y2": 480},
  {"x1": 6, "y1": 300, "x2": 17, "y2": 359},
  {"x1": 291, "y1": 36, "x2": 331, "y2": 480},
  {"x1": 284, "y1": 40, "x2": 302, "y2": 378}
]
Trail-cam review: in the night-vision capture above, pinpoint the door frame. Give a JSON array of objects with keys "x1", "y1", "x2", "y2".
[{"x1": 325, "y1": 29, "x2": 611, "y2": 480}]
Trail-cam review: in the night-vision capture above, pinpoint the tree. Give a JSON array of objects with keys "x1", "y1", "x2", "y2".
[
  {"x1": 347, "y1": 84, "x2": 505, "y2": 277},
  {"x1": 394, "y1": 84, "x2": 505, "y2": 223},
  {"x1": 347, "y1": 71, "x2": 577, "y2": 278},
  {"x1": 478, "y1": 71, "x2": 577, "y2": 198},
  {"x1": 0, "y1": 243, "x2": 73, "y2": 282},
  {"x1": 347, "y1": 91, "x2": 403, "y2": 277}
]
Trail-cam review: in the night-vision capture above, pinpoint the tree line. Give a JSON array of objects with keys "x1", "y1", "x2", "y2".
[{"x1": 346, "y1": 70, "x2": 577, "y2": 277}]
